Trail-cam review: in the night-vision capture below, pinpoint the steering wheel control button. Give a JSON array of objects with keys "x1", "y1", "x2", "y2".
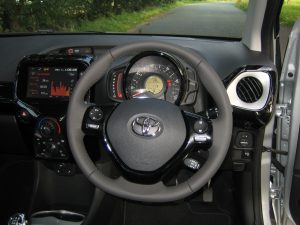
[
  {"x1": 184, "y1": 158, "x2": 200, "y2": 170},
  {"x1": 194, "y1": 119, "x2": 208, "y2": 134},
  {"x1": 193, "y1": 134, "x2": 212, "y2": 146},
  {"x1": 86, "y1": 123, "x2": 100, "y2": 130},
  {"x1": 88, "y1": 107, "x2": 103, "y2": 122},
  {"x1": 132, "y1": 116, "x2": 163, "y2": 137},
  {"x1": 194, "y1": 135, "x2": 207, "y2": 142},
  {"x1": 83, "y1": 106, "x2": 107, "y2": 134}
]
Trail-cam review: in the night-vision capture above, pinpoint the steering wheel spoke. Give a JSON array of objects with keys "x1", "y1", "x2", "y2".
[
  {"x1": 183, "y1": 111, "x2": 213, "y2": 150},
  {"x1": 81, "y1": 104, "x2": 104, "y2": 135},
  {"x1": 82, "y1": 104, "x2": 116, "y2": 136}
]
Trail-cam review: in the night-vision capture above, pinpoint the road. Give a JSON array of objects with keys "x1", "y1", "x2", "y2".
[
  {"x1": 132, "y1": 2, "x2": 291, "y2": 60},
  {"x1": 132, "y1": 2, "x2": 246, "y2": 38}
]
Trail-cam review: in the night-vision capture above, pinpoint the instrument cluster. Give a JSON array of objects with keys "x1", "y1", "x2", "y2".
[{"x1": 108, "y1": 52, "x2": 198, "y2": 105}]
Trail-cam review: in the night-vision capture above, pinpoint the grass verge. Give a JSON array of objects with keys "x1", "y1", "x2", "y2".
[
  {"x1": 235, "y1": 0, "x2": 248, "y2": 11},
  {"x1": 235, "y1": 0, "x2": 300, "y2": 26},
  {"x1": 280, "y1": 0, "x2": 300, "y2": 26},
  {"x1": 75, "y1": 0, "x2": 203, "y2": 32}
]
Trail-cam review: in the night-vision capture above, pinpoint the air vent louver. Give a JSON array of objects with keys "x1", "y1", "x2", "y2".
[{"x1": 236, "y1": 76, "x2": 263, "y2": 103}]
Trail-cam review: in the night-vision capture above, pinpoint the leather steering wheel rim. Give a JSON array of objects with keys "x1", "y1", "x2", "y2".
[{"x1": 67, "y1": 41, "x2": 233, "y2": 202}]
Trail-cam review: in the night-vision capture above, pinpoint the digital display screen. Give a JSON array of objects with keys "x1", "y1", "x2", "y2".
[{"x1": 26, "y1": 67, "x2": 78, "y2": 99}]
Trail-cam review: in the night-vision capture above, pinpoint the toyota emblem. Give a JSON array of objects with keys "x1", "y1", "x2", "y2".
[{"x1": 131, "y1": 116, "x2": 162, "y2": 137}]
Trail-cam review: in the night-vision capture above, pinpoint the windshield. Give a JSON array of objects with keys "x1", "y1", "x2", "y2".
[{"x1": 0, "y1": 0, "x2": 250, "y2": 38}]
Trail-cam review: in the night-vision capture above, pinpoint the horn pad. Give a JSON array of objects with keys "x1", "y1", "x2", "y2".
[{"x1": 106, "y1": 98, "x2": 186, "y2": 172}]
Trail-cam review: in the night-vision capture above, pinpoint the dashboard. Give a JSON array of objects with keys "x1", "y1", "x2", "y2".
[
  {"x1": 0, "y1": 34, "x2": 277, "y2": 174},
  {"x1": 16, "y1": 51, "x2": 197, "y2": 107}
]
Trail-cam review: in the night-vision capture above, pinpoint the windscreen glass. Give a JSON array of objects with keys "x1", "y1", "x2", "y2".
[{"x1": 0, "y1": 0, "x2": 252, "y2": 38}]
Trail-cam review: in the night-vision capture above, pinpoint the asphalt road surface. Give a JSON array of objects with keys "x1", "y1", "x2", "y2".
[{"x1": 132, "y1": 2, "x2": 246, "y2": 38}]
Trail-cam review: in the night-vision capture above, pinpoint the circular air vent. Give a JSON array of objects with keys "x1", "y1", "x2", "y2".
[{"x1": 236, "y1": 76, "x2": 263, "y2": 103}]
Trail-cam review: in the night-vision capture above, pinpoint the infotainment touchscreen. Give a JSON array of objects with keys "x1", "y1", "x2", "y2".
[{"x1": 26, "y1": 67, "x2": 78, "y2": 99}]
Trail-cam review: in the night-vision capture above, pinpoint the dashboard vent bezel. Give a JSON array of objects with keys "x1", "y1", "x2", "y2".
[{"x1": 227, "y1": 71, "x2": 271, "y2": 111}]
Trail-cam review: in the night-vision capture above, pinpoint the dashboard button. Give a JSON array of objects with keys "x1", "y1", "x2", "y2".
[
  {"x1": 19, "y1": 109, "x2": 29, "y2": 119},
  {"x1": 242, "y1": 150, "x2": 252, "y2": 160},
  {"x1": 236, "y1": 132, "x2": 253, "y2": 148},
  {"x1": 38, "y1": 118, "x2": 61, "y2": 137}
]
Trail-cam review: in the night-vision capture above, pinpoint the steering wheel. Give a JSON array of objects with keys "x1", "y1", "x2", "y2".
[{"x1": 67, "y1": 41, "x2": 232, "y2": 202}]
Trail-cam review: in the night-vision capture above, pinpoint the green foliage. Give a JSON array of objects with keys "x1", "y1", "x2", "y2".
[
  {"x1": 0, "y1": 0, "x2": 176, "y2": 32},
  {"x1": 235, "y1": 0, "x2": 248, "y2": 11},
  {"x1": 75, "y1": 4, "x2": 178, "y2": 32},
  {"x1": 235, "y1": 0, "x2": 300, "y2": 26},
  {"x1": 280, "y1": 0, "x2": 300, "y2": 26}
]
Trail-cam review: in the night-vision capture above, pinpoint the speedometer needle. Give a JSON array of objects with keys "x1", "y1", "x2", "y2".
[{"x1": 132, "y1": 89, "x2": 149, "y2": 97}]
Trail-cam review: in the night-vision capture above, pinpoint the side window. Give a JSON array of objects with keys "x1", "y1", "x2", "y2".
[{"x1": 279, "y1": 0, "x2": 300, "y2": 55}]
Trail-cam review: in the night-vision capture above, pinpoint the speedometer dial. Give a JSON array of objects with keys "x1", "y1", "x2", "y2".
[
  {"x1": 125, "y1": 53, "x2": 183, "y2": 104},
  {"x1": 145, "y1": 75, "x2": 164, "y2": 94}
]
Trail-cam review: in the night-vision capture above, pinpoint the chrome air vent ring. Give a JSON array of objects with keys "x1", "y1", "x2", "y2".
[{"x1": 227, "y1": 71, "x2": 270, "y2": 111}]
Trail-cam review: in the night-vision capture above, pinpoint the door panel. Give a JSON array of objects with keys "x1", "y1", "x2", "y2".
[{"x1": 276, "y1": 19, "x2": 300, "y2": 225}]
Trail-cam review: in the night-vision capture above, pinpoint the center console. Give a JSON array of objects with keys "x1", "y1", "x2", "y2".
[
  {"x1": 15, "y1": 54, "x2": 93, "y2": 162},
  {"x1": 17, "y1": 54, "x2": 92, "y2": 104}
]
